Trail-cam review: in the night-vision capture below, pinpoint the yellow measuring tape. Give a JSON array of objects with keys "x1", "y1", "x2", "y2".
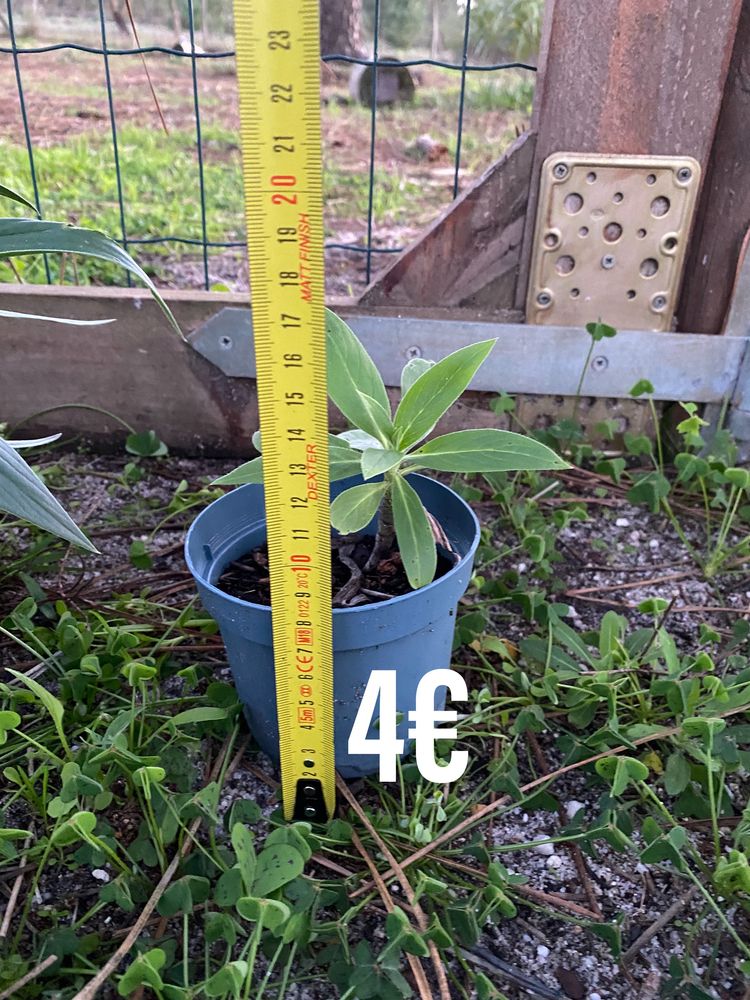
[{"x1": 233, "y1": 0, "x2": 335, "y2": 821}]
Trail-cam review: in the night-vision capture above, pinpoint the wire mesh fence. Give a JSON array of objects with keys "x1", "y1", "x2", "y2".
[{"x1": 1, "y1": 0, "x2": 537, "y2": 293}]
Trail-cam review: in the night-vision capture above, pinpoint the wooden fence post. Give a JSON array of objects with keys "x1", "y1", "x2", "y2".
[
  {"x1": 515, "y1": 0, "x2": 744, "y2": 312},
  {"x1": 678, "y1": 0, "x2": 750, "y2": 334}
]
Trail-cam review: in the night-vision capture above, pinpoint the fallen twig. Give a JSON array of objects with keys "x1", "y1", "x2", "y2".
[
  {"x1": 0, "y1": 955, "x2": 58, "y2": 1000},
  {"x1": 622, "y1": 886, "x2": 699, "y2": 964},
  {"x1": 564, "y1": 571, "x2": 692, "y2": 596}
]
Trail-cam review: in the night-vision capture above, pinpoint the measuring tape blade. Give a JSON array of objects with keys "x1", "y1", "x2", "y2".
[{"x1": 233, "y1": 0, "x2": 334, "y2": 822}]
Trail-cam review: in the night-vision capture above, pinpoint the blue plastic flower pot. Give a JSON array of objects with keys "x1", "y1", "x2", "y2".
[{"x1": 185, "y1": 474, "x2": 480, "y2": 778}]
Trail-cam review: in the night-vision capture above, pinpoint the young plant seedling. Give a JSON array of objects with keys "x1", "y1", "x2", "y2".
[{"x1": 216, "y1": 310, "x2": 568, "y2": 589}]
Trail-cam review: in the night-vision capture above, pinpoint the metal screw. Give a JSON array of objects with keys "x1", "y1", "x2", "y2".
[
  {"x1": 406, "y1": 345, "x2": 422, "y2": 359},
  {"x1": 304, "y1": 806, "x2": 317, "y2": 818},
  {"x1": 220, "y1": 335, "x2": 232, "y2": 348},
  {"x1": 303, "y1": 784, "x2": 316, "y2": 797},
  {"x1": 536, "y1": 290, "x2": 552, "y2": 307},
  {"x1": 652, "y1": 294, "x2": 668, "y2": 311},
  {"x1": 677, "y1": 166, "x2": 692, "y2": 182},
  {"x1": 591, "y1": 355, "x2": 609, "y2": 372},
  {"x1": 553, "y1": 162, "x2": 568, "y2": 179},
  {"x1": 601, "y1": 254, "x2": 616, "y2": 269}
]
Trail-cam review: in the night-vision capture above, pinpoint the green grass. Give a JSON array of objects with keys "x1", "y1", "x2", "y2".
[
  {"x1": 1, "y1": 124, "x2": 245, "y2": 284},
  {"x1": 413, "y1": 70, "x2": 535, "y2": 114}
]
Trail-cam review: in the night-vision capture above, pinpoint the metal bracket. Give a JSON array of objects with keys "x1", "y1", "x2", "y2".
[
  {"x1": 189, "y1": 229, "x2": 750, "y2": 453},
  {"x1": 527, "y1": 153, "x2": 700, "y2": 332},
  {"x1": 189, "y1": 308, "x2": 745, "y2": 403}
]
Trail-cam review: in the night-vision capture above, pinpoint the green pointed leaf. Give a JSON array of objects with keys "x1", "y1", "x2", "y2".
[
  {"x1": 170, "y1": 707, "x2": 229, "y2": 727},
  {"x1": 0, "y1": 183, "x2": 38, "y2": 213},
  {"x1": 330, "y1": 482, "x2": 385, "y2": 534},
  {"x1": 0, "y1": 438, "x2": 96, "y2": 551},
  {"x1": 326, "y1": 309, "x2": 391, "y2": 431},
  {"x1": 0, "y1": 217, "x2": 180, "y2": 335},
  {"x1": 214, "y1": 434, "x2": 361, "y2": 487},
  {"x1": 213, "y1": 456, "x2": 263, "y2": 486},
  {"x1": 400, "y1": 357, "x2": 435, "y2": 394},
  {"x1": 6, "y1": 435, "x2": 61, "y2": 449},
  {"x1": 394, "y1": 339, "x2": 496, "y2": 449},
  {"x1": 405, "y1": 429, "x2": 568, "y2": 473},
  {"x1": 352, "y1": 390, "x2": 394, "y2": 446},
  {"x1": 7, "y1": 668, "x2": 70, "y2": 755},
  {"x1": 361, "y1": 448, "x2": 403, "y2": 480},
  {"x1": 392, "y1": 475, "x2": 436, "y2": 589},
  {"x1": 328, "y1": 435, "x2": 365, "y2": 480},
  {"x1": 338, "y1": 429, "x2": 382, "y2": 451}
]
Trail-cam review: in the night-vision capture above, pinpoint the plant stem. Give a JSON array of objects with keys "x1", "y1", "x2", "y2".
[
  {"x1": 648, "y1": 398, "x2": 664, "y2": 474},
  {"x1": 364, "y1": 476, "x2": 396, "y2": 572}
]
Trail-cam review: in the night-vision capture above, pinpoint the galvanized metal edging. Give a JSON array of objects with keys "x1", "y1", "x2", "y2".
[{"x1": 189, "y1": 307, "x2": 747, "y2": 405}]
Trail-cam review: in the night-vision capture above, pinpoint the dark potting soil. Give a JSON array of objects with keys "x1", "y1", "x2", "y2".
[{"x1": 217, "y1": 534, "x2": 454, "y2": 607}]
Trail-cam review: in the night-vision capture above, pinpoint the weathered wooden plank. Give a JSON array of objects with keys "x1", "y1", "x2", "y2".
[
  {"x1": 679, "y1": 0, "x2": 750, "y2": 334},
  {"x1": 359, "y1": 130, "x2": 535, "y2": 312},
  {"x1": 0, "y1": 286, "x2": 261, "y2": 456},
  {"x1": 515, "y1": 0, "x2": 743, "y2": 311}
]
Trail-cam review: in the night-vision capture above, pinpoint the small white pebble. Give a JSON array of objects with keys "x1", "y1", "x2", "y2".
[
  {"x1": 635, "y1": 862, "x2": 648, "y2": 874},
  {"x1": 565, "y1": 800, "x2": 586, "y2": 820},
  {"x1": 649, "y1": 538, "x2": 660, "y2": 549},
  {"x1": 546, "y1": 854, "x2": 563, "y2": 869},
  {"x1": 92, "y1": 869, "x2": 110, "y2": 883},
  {"x1": 536, "y1": 945, "x2": 550, "y2": 962},
  {"x1": 533, "y1": 841, "x2": 555, "y2": 856},
  {"x1": 522, "y1": 813, "x2": 529, "y2": 824},
  {"x1": 590, "y1": 993, "x2": 602, "y2": 1000},
  {"x1": 517, "y1": 562, "x2": 528, "y2": 574},
  {"x1": 615, "y1": 517, "x2": 629, "y2": 527}
]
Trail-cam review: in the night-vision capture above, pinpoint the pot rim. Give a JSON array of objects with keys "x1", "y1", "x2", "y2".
[{"x1": 185, "y1": 473, "x2": 481, "y2": 617}]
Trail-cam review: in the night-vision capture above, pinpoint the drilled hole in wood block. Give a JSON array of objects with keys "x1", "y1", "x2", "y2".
[
  {"x1": 651, "y1": 196, "x2": 670, "y2": 217},
  {"x1": 556, "y1": 254, "x2": 575, "y2": 275},
  {"x1": 603, "y1": 222, "x2": 623, "y2": 243}
]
